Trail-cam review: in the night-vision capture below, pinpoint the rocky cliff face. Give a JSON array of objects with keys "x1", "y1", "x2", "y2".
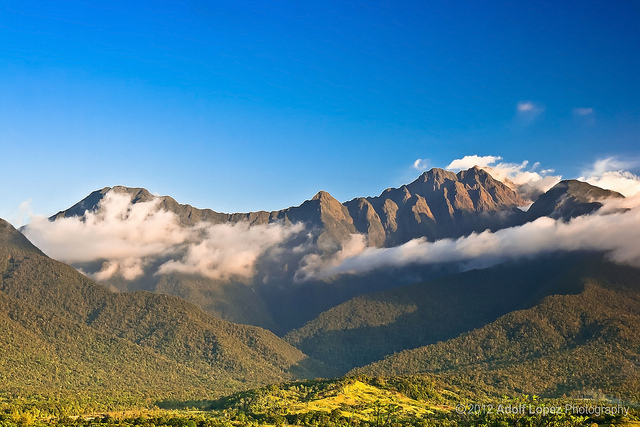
[
  {"x1": 53, "y1": 167, "x2": 527, "y2": 251},
  {"x1": 347, "y1": 166, "x2": 527, "y2": 246}
]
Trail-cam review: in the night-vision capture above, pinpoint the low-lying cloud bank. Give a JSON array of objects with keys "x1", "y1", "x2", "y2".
[
  {"x1": 24, "y1": 192, "x2": 305, "y2": 282},
  {"x1": 294, "y1": 234, "x2": 367, "y2": 282},
  {"x1": 308, "y1": 196, "x2": 640, "y2": 279},
  {"x1": 157, "y1": 221, "x2": 304, "y2": 280}
]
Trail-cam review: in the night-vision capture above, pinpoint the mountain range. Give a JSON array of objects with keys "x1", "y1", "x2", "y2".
[
  {"x1": 51, "y1": 167, "x2": 529, "y2": 249},
  {"x1": 33, "y1": 167, "x2": 624, "y2": 333},
  {"x1": 5, "y1": 166, "x2": 639, "y2": 403}
]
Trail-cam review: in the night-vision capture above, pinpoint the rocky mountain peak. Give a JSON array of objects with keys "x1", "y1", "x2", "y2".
[
  {"x1": 414, "y1": 167, "x2": 458, "y2": 186},
  {"x1": 109, "y1": 185, "x2": 156, "y2": 203},
  {"x1": 457, "y1": 165, "x2": 492, "y2": 184},
  {"x1": 527, "y1": 179, "x2": 624, "y2": 221},
  {"x1": 311, "y1": 190, "x2": 336, "y2": 203}
]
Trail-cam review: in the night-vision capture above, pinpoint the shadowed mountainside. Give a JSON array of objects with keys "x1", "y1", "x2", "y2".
[
  {"x1": 349, "y1": 260, "x2": 640, "y2": 400},
  {"x1": 284, "y1": 254, "x2": 627, "y2": 373}
]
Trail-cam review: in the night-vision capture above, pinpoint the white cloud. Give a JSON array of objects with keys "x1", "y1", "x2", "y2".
[
  {"x1": 580, "y1": 157, "x2": 640, "y2": 197},
  {"x1": 446, "y1": 155, "x2": 502, "y2": 171},
  {"x1": 24, "y1": 192, "x2": 188, "y2": 266},
  {"x1": 412, "y1": 158, "x2": 430, "y2": 171},
  {"x1": 573, "y1": 107, "x2": 594, "y2": 116},
  {"x1": 445, "y1": 155, "x2": 561, "y2": 201},
  {"x1": 23, "y1": 191, "x2": 304, "y2": 282},
  {"x1": 294, "y1": 234, "x2": 367, "y2": 282},
  {"x1": 517, "y1": 102, "x2": 536, "y2": 112},
  {"x1": 158, "y1": 221, "x2": 304, "y2": 280},
  {"x1": 306, "y1": 196, "x2": 640, "y2": 279},
  {"x1": 515, "y1": 101, "x2": 545, "y2": 124},
  {"x1": 584, "y1": 172, "x2": 640, "y2": 197},
  {"x1": 517, "y1": 101, "x2": 544, "y2": 114},
  {"x1": 582, "y1": 157, "x2": 639, "y2": 178}
]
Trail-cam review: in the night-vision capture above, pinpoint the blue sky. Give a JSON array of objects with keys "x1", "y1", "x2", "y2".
[{"x1": 1, "y1": 0, "x2": 639, "y2": 225}]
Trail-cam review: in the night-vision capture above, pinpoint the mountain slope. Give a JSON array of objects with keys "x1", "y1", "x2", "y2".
[
  {"x1": 527, "y1": 179, "x2": 624, "y2": 221},
  {"x1": 0, "y1": 289, "x2": 218, "y2": 400},
  {"x1": 350, "y1": 261, "x2": 640, "y2": 400},
  {"x1": 0, "y1": 219, "x2": 329, "y2": 400},
  {"x1": 285, "y1": 254, "x2": 600, "y2": 373}
]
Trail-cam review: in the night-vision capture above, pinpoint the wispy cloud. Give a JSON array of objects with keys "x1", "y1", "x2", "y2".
[
  {"x1": 412, "y1": 158, "x2": 430, "y2": 171},
  {"x1": 515, "y1": 101, "x2": 545, "y2": 124},
  {"x1": 580, "y1": 157, "x2": 640, "y2": 197},
  {"x1": 7, "y1": 199, "x2": 33, "y2": 227},
  {"x1": 517, "y1": 101, "x2": 536, "y2": 112},
  {"x1": 445, "y1": 155, "x2": 561, "y2": 202},
  {"x1": 573, "y1": 107, "x2": 594, "y2": 116},
  {"x1": 294, "y1": 234, "x2": 367, "y2": 282},
  {"x1": 582, "y1": 157, "x2": 639, "y2": 177},
  {"x1": 517, "y1": 101, "x2": 544, "y2": 114}
]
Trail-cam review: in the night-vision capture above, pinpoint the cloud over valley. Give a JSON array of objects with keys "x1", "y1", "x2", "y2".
[
  {"x1": 23, "y1": 192, "x2": 306, "y2": 282},
  {"x1": 314, "y1": 195, "x2": 640, "y2": 279}
]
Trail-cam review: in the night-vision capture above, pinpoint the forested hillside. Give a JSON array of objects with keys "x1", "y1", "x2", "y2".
[
  {"x1": 285, "y1": 254, "x2": 597, "y2": 372},
  {"x1": 351, "y1": 266, "x2": 640, "y2": 401},
  {"x1": 0, "y1": 219, "x2": 327, "y2": 402}
]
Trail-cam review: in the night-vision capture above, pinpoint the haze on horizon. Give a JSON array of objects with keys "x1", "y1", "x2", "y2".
[{"x1": 1, "y1": 1, "x2": 639, "y2": 225}]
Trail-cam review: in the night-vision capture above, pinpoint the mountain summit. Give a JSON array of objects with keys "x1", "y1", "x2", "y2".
[
  {"x1": 346, "y1": 167, "x2": 527, "y2": 246},
  {"x1": 527, "y1": 179, "x2": 624, "y2": 220}
]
